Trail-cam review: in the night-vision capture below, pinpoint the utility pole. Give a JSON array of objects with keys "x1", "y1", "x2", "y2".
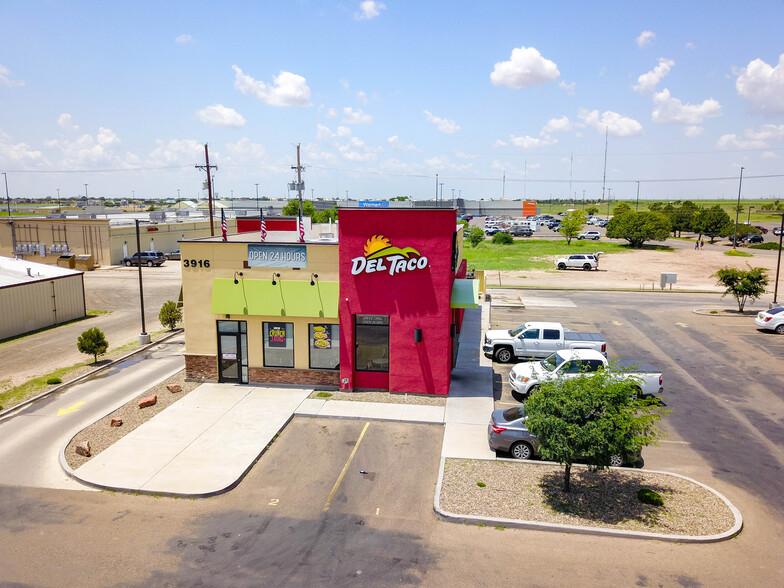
[
  {"x1": 732, "y1": 167, "x2": 745, "y2": 251},
  {"x1": 636, "y1": 181, "x2": 640, "y2": 211},
  {"x1": 502, "y1": 170, "x2": 506, "y2": 199},
  {"x1": 255, "y1": 183, "x2": 259, "y2": 209},
  {"x1": 439, "y1": 182, "x2": 444, "y2": 206},
  {"x1": 195, "y1": 144, "x2": 218, "y2": 236},
  {"x1": 291, "y1": 143, "x2": 305, "y2": 216},
  {"x1": 435, "y1": 173, "x2": 439, "y2": 204},
  {"x1": 602, "y1": 127, "x2": 608, "y2": 202}
]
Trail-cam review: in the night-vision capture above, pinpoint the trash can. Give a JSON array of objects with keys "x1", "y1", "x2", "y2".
[
  {"x1": 57, "y1": 254, "x2": 76, "y2": 269},
  {"x1": 74, "y1": 254, "x2": 95, "y2": 271}
]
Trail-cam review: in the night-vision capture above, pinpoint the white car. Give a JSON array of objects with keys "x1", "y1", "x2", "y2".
[
  {"x1": 755, "y1": 307, "x2": 784, "y2": 334},
  {"x1": 578, "y1": 231, "x2": 601, "y2": 241},
  {"x1": 554, "y1": 253, "x2": 599, "y2": 270}
]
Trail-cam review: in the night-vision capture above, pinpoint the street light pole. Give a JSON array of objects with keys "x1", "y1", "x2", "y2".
[
  {"x1": 732, "y1": 167, "x2": 744, "y2": 251},
  {"x1": 134, "y1": 219, "x2": 150, "y2": 345},
  {"x1": 773, "y1": 213, "x2": 784, "y2": 306},
  {"x1": 2, "y1": 172, "x2": 9, "y2": 217},
  {"x1": 747, "y1": 206, "x2": 754, "y2": 224},
  {"x1": 636, "y1": 181, "x2": 640, "y2": 212},
  {"x1": 255, "y1": 183, "x2": 259, "y2": 209}
]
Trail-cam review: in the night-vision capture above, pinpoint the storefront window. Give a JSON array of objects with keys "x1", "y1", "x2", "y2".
[
  {"x1": 263, "y1": 322, "x2": 294, "y2": 368},
  {"x1": 355, "y1": 315, "x2": 389, "y2": 372},
  {"x1": 309, "y1": 324, "x2": 339, "y2": 370}
]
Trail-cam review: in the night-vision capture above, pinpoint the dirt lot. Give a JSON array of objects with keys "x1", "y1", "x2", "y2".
[{"x1": 488, "y1": 240, "x2": 783, "y2": 293}]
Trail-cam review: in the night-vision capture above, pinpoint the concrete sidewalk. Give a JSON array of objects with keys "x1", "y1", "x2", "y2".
[{"x1": 66, "y1": 304, "x2": 497, "y2": 496}]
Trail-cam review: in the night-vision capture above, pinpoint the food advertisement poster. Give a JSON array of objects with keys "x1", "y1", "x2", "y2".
[
  {"x1": 268, "y1": 324, "x2": 287, "y2": 348},
  {"x1": 312, "y1": 324, "x2": 332, "y2": 349}
]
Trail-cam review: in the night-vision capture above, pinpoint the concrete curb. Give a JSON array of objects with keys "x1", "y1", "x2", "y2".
[
  {"x1": 692, "y1": 308, "x2": 760, "y2": 317},
  {"x1": 0, "y1": 329, "x2": 183, "y2": 422},
  {"x1": 433, "y1": 456, "x2": 743, "y2": 543},
  {"x1": 488, "y1": 285, "x2": 719, "y2": 294}
]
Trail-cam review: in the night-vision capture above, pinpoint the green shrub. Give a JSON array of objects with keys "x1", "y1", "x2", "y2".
[
  {"x1": 46, "y1": 377, "x2": 62, "y2": 385},
  {"x1": 638, "y1": 487, "x2": 664, "y2": 506},
  {"x1": 468, "y1": 227, "x2": 485, "y2": 247},
  {"x1": 316, "y1": 391, "x2": 332, "y2": 398},
  {"x1": 77, "y1": 327, "x2": 109, "y2": 364},
  {"x1": 476, "y1": 481, "x2": 486, "y2": 487},
  {"x1": 159, "y1": 300, "x2": 183, "y2": 331},
  {"x1": 491, "y1": 232, "x2": 514, "y2": 245},
  {"x1": 749, "y1": 242, "x2": 782, "y2": 250}
]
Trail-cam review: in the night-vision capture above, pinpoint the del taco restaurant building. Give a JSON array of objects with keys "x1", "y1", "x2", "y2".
[{"x1": 182, "y1": 208, "x2": 479, "y2": 396}]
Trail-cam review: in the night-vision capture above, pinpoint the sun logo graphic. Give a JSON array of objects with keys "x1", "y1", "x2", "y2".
[{"x1": 350, "y1": 235, "x2": 429, "y2": 276}]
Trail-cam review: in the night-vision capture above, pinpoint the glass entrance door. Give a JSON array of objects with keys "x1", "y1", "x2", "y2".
[{"x1": 217, "y1": 320, "x2": 248, "y2": 383}]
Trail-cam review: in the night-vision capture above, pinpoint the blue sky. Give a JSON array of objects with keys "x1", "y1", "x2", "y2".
[{"x1": 2, "y1": 1, "x2": 784, "y2": 203}]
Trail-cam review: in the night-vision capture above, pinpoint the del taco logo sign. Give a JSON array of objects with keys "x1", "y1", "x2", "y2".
[{"x1": 351, "y1": 235, "x2": 429, "y2": 276}]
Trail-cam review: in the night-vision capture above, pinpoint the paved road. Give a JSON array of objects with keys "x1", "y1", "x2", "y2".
[
  {"x1": 0, "y1": 334, "x2": 184, "y2": 490},
  {"x1": 0, "y1": 262, "x2": 182, "y2": 389}
]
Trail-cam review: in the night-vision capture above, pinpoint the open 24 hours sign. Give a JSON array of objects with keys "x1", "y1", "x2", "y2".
[{"x1": 248, "y1": 244, "x2": 307, "y2": 268}]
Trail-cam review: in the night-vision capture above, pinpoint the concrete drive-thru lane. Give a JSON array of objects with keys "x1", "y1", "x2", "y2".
[{"x1": 0, "y1": 334, "x2": 184, "y2": 490}]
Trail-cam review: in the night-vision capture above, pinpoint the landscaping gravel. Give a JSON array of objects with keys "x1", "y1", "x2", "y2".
[
  {"x1": 439, "y1": 458, "x2": 737, "y2": 536},
  {"x1": 309, "y1": 389, "x2": 446, "y2": 405}
]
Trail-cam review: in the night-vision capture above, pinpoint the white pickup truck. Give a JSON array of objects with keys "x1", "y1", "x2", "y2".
[
  {"x1": 483, "y1": 321, "x2": 606, "y2": 363},
  {"x1": 508, "y1": 349, "x2": 663, "y2": 402}
]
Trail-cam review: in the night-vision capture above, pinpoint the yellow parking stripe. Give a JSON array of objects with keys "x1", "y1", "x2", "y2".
[{"x1": 323, "y1": 421, "x2": 370, "y2": 512}]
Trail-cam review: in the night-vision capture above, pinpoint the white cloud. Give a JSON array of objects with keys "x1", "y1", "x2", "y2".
[
  {"x1": 762, "y1": 151, "x2": 778, "y2": 159},
  {"x1": 542, "y1": 116, "x2": 572, "y2": 134},
  {"x1": 422, "y1": 155, "x2": 473, "y2": 172},
  {"x1": 559, "y1": 80, "x2": 576, "y2": 95},
  {"x1": 337, "y1": 135, "x2": 380, "y2": 162},
  {"x1": 684, "y1": 126, "x2": 704, "y2": 138},
  {"x1": 454, "y1": 151, "x2": 475, "y2": 159},
  {"x1": 355, "y1": 1, "x2": 386, "y2": 20},
  {"x1": 224, "y1": 138, "x2": 267, "y2": 163},
  {"x1": 336, "y1": 126, "x2": 352, "y2": 137},
  {"x1": 686, "y1": 42, "x2": 695, "y2": 50},
  {"x1": 58, "y1": 113, "x2": 80, "y2": 132},
  {"x1": 175, "y1": 34, "x2": 193, "y2": 45},
  {"x1": 490, "y1": 46, "x2": 560, "y2": 88},
  {"x1": 232, "y1": 65, "x2": 311, "y2": 107},
  {"x1": 651, "y1": 89, "x2": 722, "y2": 124},
  {"x1": 325, "y1": 108, "x2": 338, "y2": 119},
  {"x1": 0, "y1": 130, "x2": 45, "y2": 166},
  {"x1": 341, "y1": 107, "x2": 373, "y2": 124},
  {"x1": 716, "y1": 134, "x2": 766, "y2": 150},
  {"x1": 423, "y1": 110, "x2": 460, "y2": 134},
  {"x1": 0, "y1": 64, "x2": 24, "y2": 87},
  {"x1": 357, "y1": 90, "x2": 368, "y2": 104},
  {"x1": 577, "y1": 108, "x2": 644, "y2": 137},
  {"x1": 147, "y1": 139, "x2": 206, "y2": 165},
  {"x1": 637, "y1": 31, "x2": 655, "y2": 48},
  {"x1": 316, "y1": 124, "x2": 334, "y2": 141},
  {"x1": 633, "y1": 58, "x2": 675, "y2": 94},
  {"x1": 42, "y1": 127, "x2": 128, "y2": 170},
  {"x1": 746, "y1": 123, "x2": 784, "y2": 141},
  {"x1": 736, "y1": 54, "x2": 784, "y2": 116},
  {"x1": 493, "y1": 139, "x2": 508, "y2": 147},
  {"x1": 508, "y1": 134, "x2": 557, "y2": 149},
  {"x1": 195, "y1": 104, "x2": 246, "y2": 128},
  {"x1": 387, "y1": 135, "x2": 420, "y2": 152}
]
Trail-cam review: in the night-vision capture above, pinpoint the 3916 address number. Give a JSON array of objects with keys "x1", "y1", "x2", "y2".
[{"x1": 183, "y1": 259, "x2": 211, "y2": 268}]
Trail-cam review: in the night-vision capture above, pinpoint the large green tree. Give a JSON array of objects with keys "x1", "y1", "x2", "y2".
[
  {"x1": 605, "y1": 211, "x2": 671, "y2": 247},
  {"x1": 669, "y1": 201, "x2": 699, "y2": 237},
  {"x1": 694, "y1": 206, "x2": 732, "y2": 243},
  {"x1": 713, "y1": 266, "x2": 769, "y2": 311},
  {"x1": 282, "y1": 199, "x2": 317, "y2": 217},
  {"x1": 612, "y1": 202, "x2": 633, "y2": 216},
  {"x1": 559, "y1": 210, "x2": 587, "y2": 244},
  {"x1": 525, "y1": 371, "x2": 666, "y2": 492}
]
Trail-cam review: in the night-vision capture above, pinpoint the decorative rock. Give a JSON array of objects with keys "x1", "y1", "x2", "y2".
[
  {"x1": 75, "y1": 441, "x2": 91, "y2": 457},
  {"x1": 138, "y1": 395, "x2": 157, "y2": 408},
  {"x1": 166, "y1": 384, "x2": 182, "y2": 393},
  {"x1": 110, "y1": 417, "x2": 123, "y2": 427}
]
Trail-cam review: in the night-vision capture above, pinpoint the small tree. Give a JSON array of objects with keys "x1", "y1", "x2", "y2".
[
  {"x1": 559, "y1": 210, "x2": 587, "y2": 244},
  {"x1": 159, "y1": 300, "x2": 183, "y2": 330},
  {"x1": 282, "y1": 199, "x2": 316, "y2": 217},
  {"x1": 606, "y1": 211, "x2": 671, "y2": 247},
  {"x1": 77, "y1": 327, "x2": 109, "y2": 364},
  {"x1": 694, "y1": 206, "x2": 732, "y2": 243},
  {"x1": 612, "y1": 202, "x2": 632, "y2": 216},
  {"x1": 585, "y1": 205, "x2": 599, "y2": 216},
  {"x1": 713, "y1": 266, "x2": 769, "y2": 312},
  {"x1": 467, "y1": 227, "x2": 485, "y2": 247},
  {"x1": 491, "y1": 231, "x2": 514, "y2": 245},
  {"x1": 524, "y1": 370, "x2": 666, "y2": 492}
]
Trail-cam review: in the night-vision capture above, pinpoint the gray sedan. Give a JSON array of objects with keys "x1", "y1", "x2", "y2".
[{"x1": 488, "y1": 406, "x2": 642, "y2": 467}]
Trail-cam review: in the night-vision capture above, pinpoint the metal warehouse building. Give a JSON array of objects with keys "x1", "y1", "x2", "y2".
[{"x1": 0, "y1": 257, "x2": 86, "y2": 340}]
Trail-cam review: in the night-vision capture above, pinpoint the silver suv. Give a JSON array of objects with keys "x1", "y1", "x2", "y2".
[
  {"x1": 578, "y1": 231, "x2": 601, "y2": 240},
  {"x1": 122, "y1": 250, "x2": 166, "y2": 267},
  {"x1": 554, "y1": 253, "x2": 599, "y2": 271}
]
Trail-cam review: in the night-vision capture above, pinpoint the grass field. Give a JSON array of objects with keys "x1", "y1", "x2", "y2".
[{"x1": 462, "y1": 238, "x2": 671, "y2": 271}]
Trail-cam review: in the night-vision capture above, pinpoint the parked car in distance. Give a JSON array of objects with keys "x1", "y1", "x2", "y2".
[
  {"x1": 578, "y1": 230, "x2": 601, "y2": 240},
  {"x1": 753, "y1": 225, "x2": 768, "y2": 234},
  {"x1": 554, "y1": 253, "x2": 599, "y2": 271},
  {"x1": 166, "y1": 249, "x2": 181, "y2": 260},
  {"x1": 743, "y1": 234, "x2": 764, "y2": 244},
  {"x1": 773, "y1": 227, "x2": 782, "y2": 236},
  {"x1": 755, "y1": 306, "x2": 784, "y2": 334},
  {"x1": 122, "y1": 250, "x2": 166, "y2": 267},
  {"x1": 484, "y1": 224, "x2": 506, "y2": 235},
  {"x1": 508, "y1": 225, "x2": 533, "y2": 237},
  {"x1": 487, "y1": 405, "x2": 643, "y2": 466},
  {"x1": 595, "y1": 219, "x2": 610, "y2": 227}
]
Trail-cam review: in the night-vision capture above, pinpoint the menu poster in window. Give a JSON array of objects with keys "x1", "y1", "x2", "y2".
[
  {"x1": 268, "y1": 324, "x2": 287, "y2": 348},
  {"x1": 312, "y1": 324, "x2": 332, "y2": 349}
]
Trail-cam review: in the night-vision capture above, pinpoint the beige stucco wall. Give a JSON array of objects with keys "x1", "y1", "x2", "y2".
[{"x1": 181, "y1": 239, "x2": 339, "y2": 371}]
